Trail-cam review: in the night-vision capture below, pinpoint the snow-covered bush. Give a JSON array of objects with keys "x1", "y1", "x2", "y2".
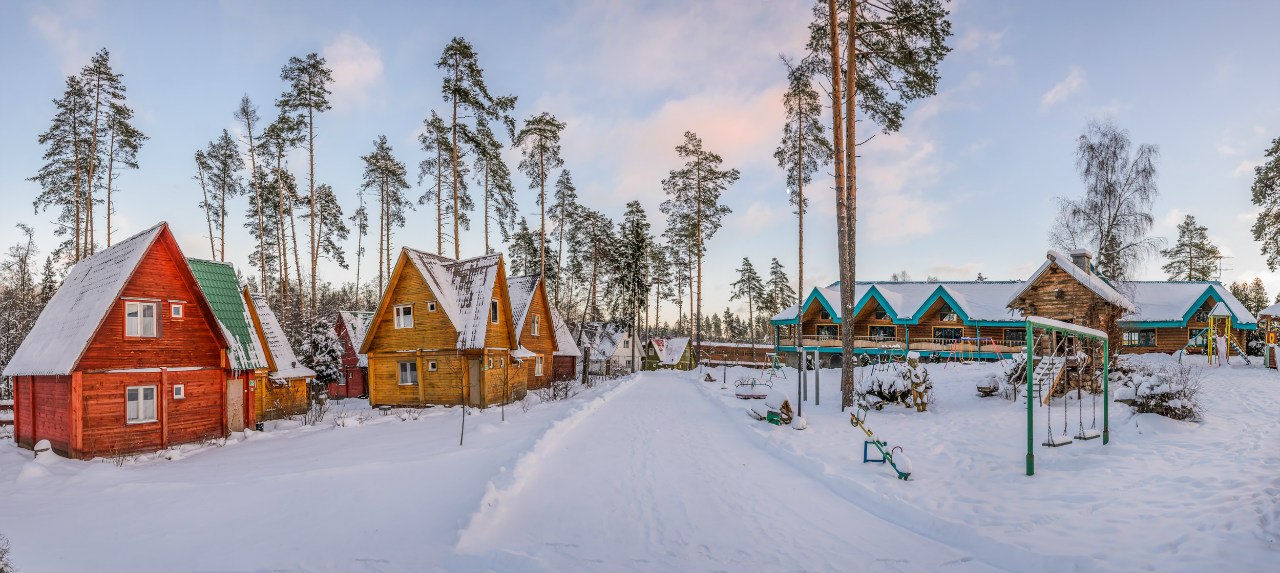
[
  {"x1": 0, "y1": 531, "x2": 15, "y2": 573},
  {"x1": 1113, "y1": 360, "x2": 1204, "y2": 421},
  {"x1": 998, "y1": 354, "x2": 1028, "y2": 401},
  {"x1": 859, "y1": 355, "x2": 932, "y2": 411},
  {"x1": 300, "y1": 397, "x2": 330, "y2": 426}
]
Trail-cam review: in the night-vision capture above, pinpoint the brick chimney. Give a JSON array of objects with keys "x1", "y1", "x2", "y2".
[{"x1": 1069, "y1": 249, "x2": 1093, "y2": 275}]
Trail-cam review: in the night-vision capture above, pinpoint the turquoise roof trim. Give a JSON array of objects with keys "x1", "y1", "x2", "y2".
[
  {"x1": 803, "y1": 287, "x2": 841, "y2": 324},
  {"x1": 853, "y1": 286, "x2": 901, "y2": 324}
]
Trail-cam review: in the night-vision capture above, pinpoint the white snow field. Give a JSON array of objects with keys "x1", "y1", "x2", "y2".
[{"x1": 0, "y1": 355, "x2": 1277, "y2": 572}]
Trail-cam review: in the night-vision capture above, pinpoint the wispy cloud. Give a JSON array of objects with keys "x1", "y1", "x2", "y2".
[
  {"x1": 28, "y1": 2, "x2": 94, "y2": 75},
  {"x1": 1041, "y1": 66, "x2": 1086, "y2": 110},
  {"x1": 323, "y1": 32, "x2": 384, "y2": 113}
]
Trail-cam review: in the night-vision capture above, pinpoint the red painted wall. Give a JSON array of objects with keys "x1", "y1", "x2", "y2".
[
  {"x1": 330, "y1": 319, "x2": 367, "y2": 398},
  {"x1": 14, "y1": 375, "x2": 71, "y2": 452}
]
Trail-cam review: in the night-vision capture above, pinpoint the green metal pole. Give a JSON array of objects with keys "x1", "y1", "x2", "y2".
[
  {"x1": 1102, "y1": 338, "x2": 1110, "y2": 445},
  {"x1": 1026, "y1": 322, "x2": 1035, "y2": 476}
]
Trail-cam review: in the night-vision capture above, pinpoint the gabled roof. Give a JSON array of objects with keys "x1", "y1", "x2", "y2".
[
  {"x1": 402, "y1": 248, "x2": 509, "y2": 350},
  {"x1": 1006, "y1": 250, "x2": 1136, "y2": 313},
  {"x1": 649, "y1": 337, "x2": 691, "y2": 365},
  {"x1": 188, "y1": 259, "x2": 268, "y2": 372},
  {"x1": 507, "y1": 274, "x2": 554, "y2": 351},
  {"x1": 1260, "y1": 301, "x2": 1280, "y2": 319},
  {"x1": 337, "y1": 310, "x2": 374, "y2": 367},
  {"x1": 245, "y1": 289, "x2": 315, "y2": 380},
  {"x1": 1121, "y1": 282, "x2": 1256, "y2": 326},
  {"x1": 552, "y1": 309, "x2": 582, "y2": 358},
  {"x1": 3, "y1": 222, "x2": 227, "y2": 377},
  {"x1": 582, "y1": 322, "x2": 628, "y2": 360}
]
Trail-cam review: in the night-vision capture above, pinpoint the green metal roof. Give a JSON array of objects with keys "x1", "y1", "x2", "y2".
[{"x1": 187, "y1": 258, "x2": 268, "y2": 371}]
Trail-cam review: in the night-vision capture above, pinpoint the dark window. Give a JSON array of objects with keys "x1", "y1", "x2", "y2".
[
  {"x1": 491, "y1": 300, "x2": 499, "y2": 323},
  {"x1": 1191, "y1": 309, "x2": 1209, "y2": 322},
  {"x1": 1004, "y1": 328, "x2": 1026, "y2": 344},
  {"x1": 817, "y1": 325, "x2": 839, "y2": 338},
  {"x1": 1123, "y1": 330, "x2": 1156, "y2": 347},
  {"x1": 934, "y1": 327, "x2": 962, "y2": 341},
  {"x1": 938, "y1": 302, "x2": 959, "y2": 322},
  {"x1": 872, "y1": 308, "x2": 889, "y2": 320},
  {"x1": 820, "y1": 309, "x2": 832, "y2": 320},
  {"x1": 869, "y1": 326, "x2": 895, "y2": 340}
]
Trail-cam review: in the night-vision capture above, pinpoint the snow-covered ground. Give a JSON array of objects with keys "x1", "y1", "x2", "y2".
[{"x1": 0, "y1": 356, "x2": 1277, "y2": 572}]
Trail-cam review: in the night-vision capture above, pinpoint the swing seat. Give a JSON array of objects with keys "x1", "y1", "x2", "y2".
[
  {"x1": 1074, "y1": 428, "x2": 1101, "y2": 441},
  {"x1": 1042, "y1": 434, "x2": 1073, "y2": 447}
]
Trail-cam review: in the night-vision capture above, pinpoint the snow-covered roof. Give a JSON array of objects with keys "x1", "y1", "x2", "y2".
[
  {"x1": 552, "y1": 309, "x2": 581, "y2": 357},
  {"x1": 939, "y1": 282, "x2": 1026, "y2": 322},
  {"x1": 404, "y1": 248, "x2": 504, "y2": 350},
  {"x1": 1007, "y1": 250, "x2": 1136, "y2": 313},
  {"x1": 649, "y1": 337, "x2": 691, "y2": 366},
  {"x1": 337, "y1": 310, "x2": 374, "y2": 367},
  {"x1": 1260, "y1": 302, "x2": 1280, "y2": 318},
  {"x1": 4, "y1": 223, "x2": 172, "y2": 376},
  {"x1": 1121, "y1": 282, "x2": 1256, "y2": 325},
  {"x1": 582, "y1": 322, "x2": 628, "y2": 360},
  {"x1": 247, "y1": 290, "x2": 315, "y2": 380},
  {"x1": 506, "y1": 274, "x2": 541, "y2": 338},
  {"x1": 511, "y1": 346, "x2": 536, "y2": 360}
]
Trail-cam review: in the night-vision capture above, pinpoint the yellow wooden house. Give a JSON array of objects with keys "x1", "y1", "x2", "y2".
[{"x1": 361, "y1": 248, "x2": 529, "y2": 408}]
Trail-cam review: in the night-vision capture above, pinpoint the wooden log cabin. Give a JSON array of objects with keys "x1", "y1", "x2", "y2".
[
  {"x1": 361, "y1": 248, "x2": 527, "y2": 408},
  {"x1": 2, "y1": 223, "x2": 240, "y2": 459},
  {"x1": 187, "y1": 258, "x2": 269, "y2": 431},
  {"x1": 244, "y1": 288, "x2": 314, "y2": 420},
  {"x1": 771, "y1": 249, "x2": 1256, "y2": 365},
  {"x1": 507, "y1": 275, "x2": 559, "y2": 390},
  {"x1": 332, "y1": 310, "x2": 374, "y2": 398}
]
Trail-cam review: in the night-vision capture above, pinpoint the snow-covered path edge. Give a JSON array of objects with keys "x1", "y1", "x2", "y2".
[
  {"x1": 455, "y1": 376, "x2": 641, "y2": 553},
  {"x1": 691, "y1": 376, "x2": 1094, "y2": 573}
]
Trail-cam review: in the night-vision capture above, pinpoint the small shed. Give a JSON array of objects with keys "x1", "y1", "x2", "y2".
[
  {"x1": 643, "y1": 337, "x2": 694, "y2": 371},
  {"x1": 551, "y1": 309, "x2": 581, "y2": 381}
]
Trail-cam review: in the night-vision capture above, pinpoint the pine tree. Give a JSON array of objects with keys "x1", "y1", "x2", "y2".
[
  {"x1": 0, "y1": 225, "x2": 44, "y2": 372},
  {"x1": 1250, "y1": 136, "x2": 1280, "y2": 270},
  {"x1": 975, "y1": 272, "x2": 987, "y2": 282},
  {"x1": 30, "y1": 75, "x2": 91, "y2": 261},
  {"x1": 360, "y1": 135, "x2": 411, "y2": 293},
  {"x1": 550, "y1": 170, "x2": 581, "y2": 306},
  {"x1": 764, "y1": 258, "x2": 796, "y2": 320},
  {"x1": 660, "y1": 131, "x2": 739, "y2": 358},
  {"x1": 349, "y1": 183, "x2": 369, "y2": 304},
  {"x1": 203, "y1": 130, "x2": 244, "y2": 261},
  {"x1": 775, "y1": 60, "x2": 832, "y2": 351},
  {"x1": 507, "y1": 218, "x2": 541, "y2": 277},
  {"x1": 299, "y1": 317, "x2": 344, "y2": 385},
  {"x1": 571, "y1": 209, "x2": 615, "y2": 323},
  {"x1": 278, "y1": 52, "x2": 334, "y2": 317},
  {"x1": 437, "y1": 37, "x2": 516, "y2": 259},
  {"x1": 235, "y1": 96, "x2": 266, "y2": 286},
  {"x1": 244, "y1": 166, "x2": 281, "y2": 293},
  {"x1": 301, "y1": 183, "x2": 349, "y2": 271},
  {"x1": 418, "y1": 111, "x2": 452, "y2": 256},
  {"x1": 79, "y1": 49, "x2": 143, "y2": 254},
  {"x1": 260, "y1": 112, "x2": 306, "y2": 307},
  {"x1": 1160, "y1": 215, "x2": 1220, "y2": 281},
  {"x1": 1249, "y1": 278, "x2": 1270, "y2": 316},
  {"x1": 515, "y1": 112, "x2": 567, "y2": 276},
  {"x1": 805, "y1": 0, "x2": 953, "y2": 407},
  {"x1": 194, "y1": 149, "x2": 218, "y2": 259},
  {"x1": 648, "y1": 246, "x2": 673, "y2": 333},
  {"x1": 608, "y1": 201, "x2": 652, "y2": 339},
  {"x1": 729, "y1": 258, "x2": 766, "y2": 341},
  {"x1": 472, "y1": 117, "x2": 518, "y2": 255}
]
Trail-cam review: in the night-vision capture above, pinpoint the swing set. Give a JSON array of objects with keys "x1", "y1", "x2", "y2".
[{"x1": 1023, "y1": 316, "x2": 1110, "y2": 477}]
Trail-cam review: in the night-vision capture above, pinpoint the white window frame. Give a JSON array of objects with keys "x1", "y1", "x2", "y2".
[
  {"x1": 171, "y1": 303, "x2": 184, "y2": 318},
  {"x1": 535, "y1": 355, "x2": 544, "y2": 376},
  {"x1": 623, "y1": 339, "x2": 630, "y2": 349},
  {"x1": 491, "y1": 300, "x2": 499, "y2": 323},
  {"x1": 532, "y1": 315, "x2": 540, "y2": 336},
  {"x1": 398, "y1": 361, "x2": 418, "y2": 385},
  {"x1": 487, "y1": 356, "x2": 493, "y2": 368},
  {"x1": 428, "y1": 361, "x2": 438, "y2": 372},
  {"x1": 126, "y1": 385, "x2": 158, "y2": 424},
  {"x1": 394, "y1": 304, "x2": 414, "y2": 329},
  {"x1": 427, "y1": 301, "x2": 437, "y2": 312},
  {"x1": 125, "y1": 301, "x2": 159, "y2": 338},
  {"x1": 173, "y1": 384, "x2": 185, "y2": 400}
]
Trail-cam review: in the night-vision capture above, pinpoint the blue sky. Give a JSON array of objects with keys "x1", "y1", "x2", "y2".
[{"x1": 2, "y1": 0, "x2": 1280, "y2": 319}]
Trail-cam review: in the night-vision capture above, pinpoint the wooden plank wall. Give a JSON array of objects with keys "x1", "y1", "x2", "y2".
[
  {"x1": 80, "y1": 369, "x2": 223, "y2": 459},
  {"x1": 255, "y1": 378, "x2": 308, "y2": 421},
  {"x1": 519, "y1": 281, "x2": 556, "y2": 390}
]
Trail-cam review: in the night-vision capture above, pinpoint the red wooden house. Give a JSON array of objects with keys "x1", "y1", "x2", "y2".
[
  {"x1": 2, "y1": 223, "x2": 237, "y2": 459},
  {"x1": 331, "y1": 310, "x2": 373, "y2": 399}
]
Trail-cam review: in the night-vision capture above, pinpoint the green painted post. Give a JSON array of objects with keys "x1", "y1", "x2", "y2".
[
  {"x1": 1025, "y1": 322, "x2": 1035, "y2": 476},
  {"x1": 1102, "y1": 338, "x2": 1110, "y2": 445}
]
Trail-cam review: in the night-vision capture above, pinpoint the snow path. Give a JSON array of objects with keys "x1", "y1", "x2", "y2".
[{"x1": 454, "y1": 373, "x2": 999, "y2": 572}]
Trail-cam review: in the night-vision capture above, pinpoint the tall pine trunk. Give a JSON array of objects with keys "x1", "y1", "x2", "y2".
[
  {"x1": 308, "y1": 106, "x2": 317, "y2": 320},
  {"x1": 451, "y1": 59, "x2": 461, "y2": 260},
  {"x1": 795, "y1": 100, "x2": 806, "y2": 371},
  {"x1": 276, "y1": 153, "x2": 289, "y2": 311},
  {"x1": 106, "y1": 129, "x2": 116, "y2": 247},
  {"x1": 436, "y1": 145, "x2": 444, "y2": 256},
  {"x1": 86, "y1": 76, "x2": 102, "y2": 256},
  {"x1": 483, "y1": 160, "x2": 490, "y2": 254},
  {"x1": 198, "y1": 160, "x2": 216, "y2": 258},
  {"x1": 838, "y1": 1, "x2": 859, "y2": 409},
  {"x1": 539, "y1": 149, "x2": 547, "y2": 276},
  {"x1": 695, "y1": 173, "x2": 703, "y2": 361},
  {"x1": 826, "y1": 0, "x2": 851, "y2": 406},
  {"x1": 243, "y1": 119, "x2": 263, "y2": 288}
]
